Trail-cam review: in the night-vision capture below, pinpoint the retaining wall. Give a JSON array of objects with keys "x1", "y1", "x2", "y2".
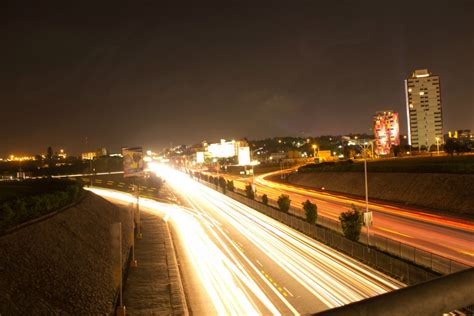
[{"x1": 0, "y1": 192, "x2": 133, "y2": 315}]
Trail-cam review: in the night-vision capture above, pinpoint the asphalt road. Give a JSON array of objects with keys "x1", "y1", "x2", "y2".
[
  {"x1": 203, "y1": 169, "x2": 474, "y2": 270},
  {"x1": 149, "y1": 164, "x2": 403, "y2": 315}
]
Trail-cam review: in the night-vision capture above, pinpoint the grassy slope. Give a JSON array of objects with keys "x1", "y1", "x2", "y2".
[{"x1": 298, "y1": 155, "x2": 474, "y2": 174}]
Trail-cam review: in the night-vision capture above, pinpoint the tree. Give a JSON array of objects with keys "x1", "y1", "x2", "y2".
[
  {"x1": 444, "y1": 139, "x2": 457, "y2": 157},
  {"x1": 261, "y1": 194, "x2": 268, "y2": 205},
  {"x1": 302, "y1": 200, "x2": 317, "y2": 224},
  {"x1": 46, "y1": 146, "x2": 54, "y2": 165},
  {"x1": 339, "y1": 204, "x2": 363, "y2": 241},
  {"x1": 277, "y1": 194, "x2": 291, "y2": 213},
  {"x1": 226, "y1": 180, "x2": 235, "y2": 192},
  {"x1": 245, "y1": 184, "x2": 255, "y2": 200},
  {"x1": 219, "y1": 176, "x2": 226, "y2": 193}
]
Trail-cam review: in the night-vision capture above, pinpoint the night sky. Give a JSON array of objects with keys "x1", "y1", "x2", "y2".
[{"x1": 1, "y1": 1, "x2": 473, "y2": 156}]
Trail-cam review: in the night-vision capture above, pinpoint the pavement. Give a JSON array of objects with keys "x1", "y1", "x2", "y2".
[{"x1": 123, "y1": 211, "x2": 187, "y2": 315}]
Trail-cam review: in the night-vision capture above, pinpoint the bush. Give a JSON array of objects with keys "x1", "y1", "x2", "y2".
[
  {"x1": 219, "y1": 176, "x2": 226, "y2": 193},
  {"x1": 245, "y1": 184, "x2": 255, "y2": 200},
  {"x1": 261, "y1": 194, "x2": 268, "y2": 205},
  {"x1": 277, "y1": 194, "x2": 291, "y2": 213},
  {"x1": 0, "y1": 179, "x2": 83, "y2": 233},
  {"x1": 339, "y1": 204, "x2": 363, "y2": 241},
  {"x1": 226, "y1": 180, "x2": 235, "y2": 192},
  {"x1": 302, "y1": 200, "x2": 317, "y2": 224}
]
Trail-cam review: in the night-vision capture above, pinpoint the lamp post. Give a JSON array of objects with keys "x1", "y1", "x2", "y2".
[
  {"x1": 435, "y1": 137, "x2": 440, "y2": 155},
  {"x1": 353, "y1": 139, "x2": 374, "y2": 249},
  {"x1": 249, "y1": 147, "x2": 263, "y2": 194},
  {"x1": 312, "y1": 144, "x2": 318, "y2": 160}
]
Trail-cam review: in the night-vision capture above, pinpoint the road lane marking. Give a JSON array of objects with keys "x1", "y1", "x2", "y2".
[
  {"x1": 283, "y1": 287, "x2": 294, "y2": 297},
  {"x1": 377, "y1": 226, "x2": 412, "y2": 239}
]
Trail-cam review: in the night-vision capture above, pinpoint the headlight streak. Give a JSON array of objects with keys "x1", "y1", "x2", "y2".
[
  {"x1": 86, "y1": 186, "x2": 284, "y2": 315},
  {"x1": 148, "y1": 163, "x2": 403, "y2": 312}
]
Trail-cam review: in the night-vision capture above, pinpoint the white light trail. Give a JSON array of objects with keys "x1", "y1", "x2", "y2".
[
  {"x1": 148, "y1": 163, "x2": 403, "y2": 312},
  {"x1": 86, "y1": 187, "x2": 284, "y2": 315}
]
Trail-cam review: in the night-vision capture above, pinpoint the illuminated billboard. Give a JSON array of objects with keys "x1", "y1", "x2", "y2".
[
  {"x1": 373, "y1": 112, "x2": 400, "y2": 155},
  {"x1": 122, "y1": 146, "x2": 145, "y2": 177},
  {"x1": 207, "y1": 139, "x2": 238, "y2": 158},
  {"x1": 238, "y1": 147, "x2": 251, "y2": 165},
  {"x1": 196, "y1": 151, "x2": 205, "y2": 164}
]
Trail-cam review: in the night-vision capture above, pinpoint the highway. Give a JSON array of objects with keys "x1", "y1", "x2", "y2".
[
  {"x1": 206, "y1": 169, "x2": 474, "y2": 269},
  {"x1": 145, "y1": 163, "x2": 402, "y2": 315}
]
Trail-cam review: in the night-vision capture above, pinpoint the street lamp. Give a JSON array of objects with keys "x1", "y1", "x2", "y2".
[
  {"x1": 312, "y1": 144, "x2": 317, "y2": 158},
  {"x1": 435, "y1": 137, "x2": 440, "y2": 155},
  {"x1": 352, "y1": 139, "x2": 374, "y2": 249}
]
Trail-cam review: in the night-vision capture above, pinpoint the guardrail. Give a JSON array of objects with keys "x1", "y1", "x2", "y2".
[
  {"x1": 199, "y1": 179, "x2": 470, "y2": 285},
  {"x1": 230, "y1": 186, "x2": 470, "y2": 275}
]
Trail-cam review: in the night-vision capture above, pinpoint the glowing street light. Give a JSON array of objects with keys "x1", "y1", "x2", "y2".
[{"x1": 312, "y1": 144, "x2": 318, "y2": 158}]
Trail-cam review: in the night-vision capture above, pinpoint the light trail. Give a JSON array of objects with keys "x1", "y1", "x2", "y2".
[
  {"x1": 148, "y1": 163, "x2": 403, "y2": 314},
  {"x1": 202, "y1": 169, "x2": 474, "y2": 266},
  {"x1": 86, "y1": 187, "x2": 283, "y2": 315}
]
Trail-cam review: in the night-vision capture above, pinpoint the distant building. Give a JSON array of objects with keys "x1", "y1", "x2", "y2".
[
  {"x1": 57, "y1": 149, "x2": 67, "y2": 159},
  {"x1": 448, "y1": 129, "x2": 472, "y2": 139},
  {"x1": 373, "y1": 111, "x2": 400, "y2": 155},
  {"x1": 81, "y1": 152, "x2": 97, "y2": 160},
  {"x1": 81, "y1": 147, "x2": 108, "y2": 160},
  {"x1": 405, "y1": 69, "x2": 443, "y2": 149},
  {"x1": 207, "y1": 139, "x2": 247, "y2": 158}
]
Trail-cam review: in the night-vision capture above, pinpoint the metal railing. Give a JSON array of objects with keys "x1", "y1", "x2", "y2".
[
  {"x1": 198, "y1": 179, "x2": 470, "y2": 284},
  {"x1": 230, "y1": 186, "x2": 470, "y2": 275}
]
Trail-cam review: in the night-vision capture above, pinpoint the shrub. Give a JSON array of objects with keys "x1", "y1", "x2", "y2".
[
  {"x1": 302, "y1": 200, "x2": 317, "y2": 224},
  {"x1": 261, "y1": 194, "x2": 268, "y2": 205},
  {"x1": 0, "y1": 179, "x2": 83, "y2": 233},
  {"x1": 277, "y1": 194, "x2": 291, "y2": 213},
  {"x1": 245, "y1": 184, "x2": 255, "y2": 200},
  {"x1": 339, "y1": 204, "x2": 363, "y2": 241},
  {"x1": 226, "y1": 180, "x2": 235, "y2": 192},
  {"x1": 219, "y1": 176, "x2": 226, "y2": 193}
]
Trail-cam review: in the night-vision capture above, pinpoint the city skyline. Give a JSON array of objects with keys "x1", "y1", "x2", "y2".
[{"x1": 1, "y1": 1, "x2": 472, "y2": 156}]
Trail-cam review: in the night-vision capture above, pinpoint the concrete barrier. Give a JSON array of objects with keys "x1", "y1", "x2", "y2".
[{"x1": 313, "y1": 267, "x2": 474, "y2": 316}]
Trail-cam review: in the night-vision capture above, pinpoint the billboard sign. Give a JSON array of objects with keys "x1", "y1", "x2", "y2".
[
  {"x1": 122, "y1": 146, "x2": 145, "y2": 178},
  {"x1": 196, "y1": 151, "x2": 205, "y2": 164},
  {"x1": 238, "y1": 147, "x2": 251, "y2": 165}
]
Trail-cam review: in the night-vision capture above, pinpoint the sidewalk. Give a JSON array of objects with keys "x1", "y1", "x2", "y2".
[{"x1": 123, "y1": 211, "x2": 187, "y2": 315}]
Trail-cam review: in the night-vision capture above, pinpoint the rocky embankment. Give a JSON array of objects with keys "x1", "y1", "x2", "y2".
[
  {"x1": 0, "y1": 192, "x2": 132, "y2": 314},
  {"x1": 287, "y1": 172, "x2": 474, "y2": 216}
]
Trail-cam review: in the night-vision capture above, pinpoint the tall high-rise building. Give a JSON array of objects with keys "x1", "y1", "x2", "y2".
[
  {"x1": 373, "y1": 111, "x2": 400, "y2": 155},
  {"x1": 405, "y1": 69, "x2": 443, "y2": 149}
]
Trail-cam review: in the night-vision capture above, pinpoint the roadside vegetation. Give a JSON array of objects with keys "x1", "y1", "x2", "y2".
[
  {"x1": 0, "y1": 179, "x2": 83, "y2": 233},
  {"x1": 298, "y1": 155, "x2": 474, "y2": 174},
  {"x1": 245, "y1": 184, "x2": 255, "y2": 200},
  {"x1": 302, "y1": 200, "x2": 317, "y2": 224},
  {"x1": 277, "y1": 194, "x2": 291, "y2": 213},
  {"x1": 339, "y1": 204, "x2": 363, "y2": 241}
]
